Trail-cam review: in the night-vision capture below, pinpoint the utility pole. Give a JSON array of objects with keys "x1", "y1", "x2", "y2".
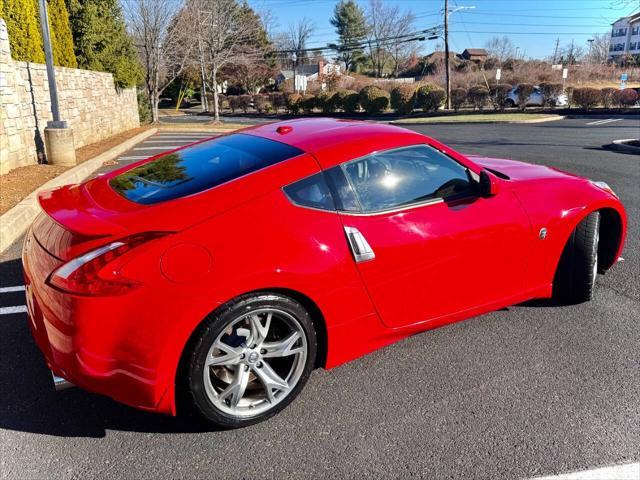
[
  {"x1": 444, "y1": 0, "x2": 451, "y2": 110},
  {"x1": 553, "y1": 37, "x2": 560, "y2": 64},
  {"x1": 38, "y1": 0, "x2": 76, "y2": 165}
]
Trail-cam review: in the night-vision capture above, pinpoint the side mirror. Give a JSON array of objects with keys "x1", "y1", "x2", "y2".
[{"x1": 479, "y1": 170, "x2": 500, "y2": 197}]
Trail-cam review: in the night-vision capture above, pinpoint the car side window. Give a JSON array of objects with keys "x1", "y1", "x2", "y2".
[
  {"x1": 340, "y1": 145, "x2": 472, "y2": 212},
  {"x1": 283, "y1": 172, "x2": 335, "y2": 211}
]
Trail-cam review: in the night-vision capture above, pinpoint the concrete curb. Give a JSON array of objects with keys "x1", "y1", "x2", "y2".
[
  {"x1": 0, "y1": 128, "x2": 157, "y2": 253},
  {"x1": 391, "y1": 115, "x2": 565, "y2": 126},
  {"x1": 608, "y1": 138, "x2": 640, "y2": 154}
]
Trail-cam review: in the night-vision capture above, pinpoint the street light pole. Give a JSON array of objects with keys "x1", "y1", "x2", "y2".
[
  {"x1": 38, "y1": 0, "x2": 76, "y2": 165},
  {"x1": 444, "y1": 0, "x2": 450, "y2": 110}
]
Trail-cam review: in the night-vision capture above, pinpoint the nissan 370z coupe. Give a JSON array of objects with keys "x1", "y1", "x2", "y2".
[{"x1": 23, "y1": 119, "x2": 626, "y2": 428}]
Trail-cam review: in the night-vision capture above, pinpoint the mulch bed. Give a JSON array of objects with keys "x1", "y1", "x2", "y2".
[{"x1": 0, "y1": 126, "x2": 151, "y2": 215}]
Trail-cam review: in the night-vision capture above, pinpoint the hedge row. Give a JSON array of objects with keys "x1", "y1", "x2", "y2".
[{"x1": 223, "y1": 85, "x2": 638, "y2": 115}]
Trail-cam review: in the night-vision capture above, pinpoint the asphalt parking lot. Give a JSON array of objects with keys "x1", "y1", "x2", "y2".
[{"x1": 0, "y1": 116, "x2": 638, "y2": 479}]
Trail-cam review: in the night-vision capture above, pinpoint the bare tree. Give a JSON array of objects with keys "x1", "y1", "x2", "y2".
[
  {"x1": 286, "y1": 18, "x2": 315, "y2": 67},
  {"x1": 125, "y1": 0, "x2": 195, "y2": 123},
  {"x1": 194, "y1": 0, "x2": 267, "y2": 121},
  {"x1": 559, "y1": 40, "x2": 585, "y2": 65},
  {"x1": 387, "y1": 8, "x2": 415, "y2": 77},
  {"x1": 585, "y1": 34, "x2": 610, "y2": 64},
  {"x1": 365, "y1": 0, "x2": 395, "y2": 77},
  {"x1": 484, "y1": 36, "x2": 516, "y2": 63}
]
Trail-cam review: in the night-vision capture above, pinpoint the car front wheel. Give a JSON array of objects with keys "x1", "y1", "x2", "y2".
[
  {"x1": 184, "y1": 293, "x2": 317, "y2": 429},
  {"x1": 553, "y1": 211, "x2": 600, "y2": 304}
]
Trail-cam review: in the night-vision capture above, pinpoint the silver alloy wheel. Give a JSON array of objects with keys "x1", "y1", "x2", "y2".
[{"x1": 202, "y1": 308, "x2": 308, "y2": 418}]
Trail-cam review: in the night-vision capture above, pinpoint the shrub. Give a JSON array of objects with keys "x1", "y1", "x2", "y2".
[
  {"x1": 467, "y1": 85, "x2": 490, "y2": 110},
  {"x1": 451, "y1": 88, "x2": 467, "y2": 112},
  {"x1": 228, "y1": 95, "x2": 242, "y2": 113},
  {"x1": 600, "y1": 88, "x2": 617, "y2": 108},
  {"x1": 516, "y1": 83, "x2": 535, "y2": 110},
  {"x1": 300, "y1": 94, "x2": 318, "y2": 113},
  {"x1": 359, "y1": 85, "x2": 390, "y2": 114},
  {"x1": 613, "y1": 88, "x2": 639, "y2": 108},
  {"x1": 572, "y1": 88, "x2": 602, "y2": 111},
  {"x1": 253, "y1": 95, "x2": 271, "y2": 114},
  {"x1": 490, "y1": 83, "x2": 512, "y2": 111},
  {"x1": 268, "y1": 92, "x2": 286, "y2": 112},
  {"x1": 390, "y1": 84, "x2": 416, "y2": 115},
  {"x1": 285, "y1": 93, "x2": 303, "y2": 114},
  {"x1": 415, "y1": 84, "x2": 445, "y2": 112},
  {"x1": 315, "y1": 91, "x2": 337, "y2": 113},
  {"x1": 539, "y1": 83, "x2": 564, "y2": 107},
  {"x1": 237, "y1": 95, "x2": 252, "y2": 113},
  {"x1": 340, "y1": 90, "x2": 360, "y2": 113}
]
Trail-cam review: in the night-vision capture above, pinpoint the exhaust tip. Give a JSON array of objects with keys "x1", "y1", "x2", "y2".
[{"x1": 51, "y1": 371, "x2": 74, "y2": 391}]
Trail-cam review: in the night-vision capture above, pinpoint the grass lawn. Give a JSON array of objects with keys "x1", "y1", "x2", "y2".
[{"x1": 393, "y1": 113, "x2": 562, "y2": 124}]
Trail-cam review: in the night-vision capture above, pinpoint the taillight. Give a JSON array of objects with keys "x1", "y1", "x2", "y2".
[{"x1": 47, "y1": 232, "x2": 169, "y2": 295}]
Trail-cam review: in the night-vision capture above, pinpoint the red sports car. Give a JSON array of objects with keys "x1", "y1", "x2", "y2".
[{"x1": 23, "y1": 118, "x2": 626, "y2": 428}]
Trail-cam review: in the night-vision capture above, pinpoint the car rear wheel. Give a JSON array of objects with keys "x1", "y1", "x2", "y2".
[
  {"x1": 506, "y1": 99, "x2": 516, "y2": 108},
  {"x1": 184, "y1": 293, "x2": 317, "y2": 429},
  {"x1": 553, "y1": 211, "x2": 600, "y2": 304}
]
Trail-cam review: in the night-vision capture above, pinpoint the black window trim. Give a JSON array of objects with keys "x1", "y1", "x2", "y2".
[
  {"x1": 333, "y1": 143, "x2": 477, "y2": 216},
  {"x1": 281, "y1": 171, "x2": 338, "y2": 213}
]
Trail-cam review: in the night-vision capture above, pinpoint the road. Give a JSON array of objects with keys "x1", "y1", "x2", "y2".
[{"x1": 1, "y1": 117, "x2": 638, "y2": 479}]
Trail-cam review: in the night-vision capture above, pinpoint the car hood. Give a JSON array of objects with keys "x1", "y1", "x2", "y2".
[{"x1": 467, "y1": 155, "x2": 583, "y2": 182}]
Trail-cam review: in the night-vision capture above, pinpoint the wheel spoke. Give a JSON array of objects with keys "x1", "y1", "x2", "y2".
[
  {"x1": 205, "y1": 340, "x2": 243, "y2": 367},
  {"x1": 219, "y1": 365, "x2": 250, "y2": 408},
  {"x1": 252, "y1": 361, "x2": 290, "y2": 403},
  {"x1": 261, "y1": 331, "x2": 303, "y2": 358},
  {"x1": 249, "y1": 312, "x2": 272, "y2": 345}
]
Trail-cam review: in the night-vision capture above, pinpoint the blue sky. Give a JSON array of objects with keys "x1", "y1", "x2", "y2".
[{"x1": 248, "y1": 0, "x2": 639, "y2": 59}]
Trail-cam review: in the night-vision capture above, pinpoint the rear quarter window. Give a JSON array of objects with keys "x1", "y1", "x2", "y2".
[{"x1": 110, "y1": 134, "x2": 303, "y2": 205}]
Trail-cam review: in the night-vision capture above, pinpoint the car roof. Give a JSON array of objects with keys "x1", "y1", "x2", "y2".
[{"x1": 242, "y1": 118, "x2": 429, "y2": 169}]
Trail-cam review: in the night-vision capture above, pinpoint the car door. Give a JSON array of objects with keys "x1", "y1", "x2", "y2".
[{"x1": 327, "y1": 144, "x2": 531, "y2": 329}]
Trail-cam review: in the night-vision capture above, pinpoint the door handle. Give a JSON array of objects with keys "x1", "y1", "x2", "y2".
[{"x1": 344, "y1": 226, "x2": 375, "y2": 263}]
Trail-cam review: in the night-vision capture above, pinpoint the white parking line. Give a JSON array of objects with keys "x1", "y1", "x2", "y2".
[
  {"x1": 586, "y1": 118, "x2": 622, "y2": 126},
  {"x1": 133, "y1": 146, "x2": 181, "y2": 151},
  {"x1": 0, "y1": 305, "x2": 27, "y2": 315},
  {"x1": 0, "y1": 285, "x2": 25, "y2": 293},
  {"x1": 141, "y1": 140, "x2": 201, "y2": 144},
  {"x1": 117, "y1": 156, "x2": 150, "y2": 161},
  {"x1": 529, "y1": 462, "x2": 640, "y2": 480}
]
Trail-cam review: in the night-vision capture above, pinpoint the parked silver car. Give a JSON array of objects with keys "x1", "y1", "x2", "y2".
[{"x1": 506, "y1": 85, "x2": 568, "y2": 107}]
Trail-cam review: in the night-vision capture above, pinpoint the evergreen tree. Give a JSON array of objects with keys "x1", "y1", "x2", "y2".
[
  {"x1": 1, "y1": 0, "x2": 45, "y2": 62},
  {"x1": 65, "y1": 0, "x2": 141, "y2": 88},
  {"x1": 329, "y1": 0, "x2": 368, "y2": 73},
  {"x1": 49, "y1": 0, "x2": 77, "y2": 67}
]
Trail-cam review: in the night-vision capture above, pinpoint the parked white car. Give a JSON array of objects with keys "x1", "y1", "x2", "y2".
[{"x1": 506, "y1": 85, "x2": 568, "y2": 107}]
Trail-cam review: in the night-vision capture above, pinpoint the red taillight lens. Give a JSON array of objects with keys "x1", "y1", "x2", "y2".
[{"x1": 47, "y1": 232, "x2": 168, "y2": 295}]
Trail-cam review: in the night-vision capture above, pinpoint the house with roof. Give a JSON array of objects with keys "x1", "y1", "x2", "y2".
[
  {"x1": 608, "y1": 12, "x2": 640, "y2": 60},
  {"x1": 460, "y1": 48, "x2": 488, "y2": 63},
  {"x1": 275, "y1": 61, "x2": 343, "y2": 91}
]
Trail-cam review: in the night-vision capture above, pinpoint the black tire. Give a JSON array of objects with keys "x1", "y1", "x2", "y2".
[
  {"x1": 553, "y1": 211, "x2": 600, "y2": 304},
  {"x1": 506, "y1": 99, "x2": 516, "y2": 108},
  {"x1": 183, "y1": 293, "x2": 317, "y2": 429}
]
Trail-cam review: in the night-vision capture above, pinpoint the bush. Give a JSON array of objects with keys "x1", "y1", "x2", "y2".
[
  {"x1": 253, "y1": 95, "x2": 271, "y2": 114},
  {"x1": 415, "y1": 84, "x2": 445, "y2": 112},
  {"x1": 390, "y1": 84, "x2": 416, "y2": 115},
  {"x1": 516, "y1": 83, "x2": 535, "y2": 110},
  {"x1": 359, "y1": 85, "x2": 390, "y2": 114},
  {"x1": 228, "y1": 95, "x2": 242, "y2": 113},
  {"x1": 137, "y1": 90, "x2": 152, "y2": 124},
  {"x1": 451, "y1": 88, "x2": 467, "y2": 112},
  {"x1": 236, "y1": 95, "x2": 252, "y2": 113},
  {"x1": 268, "y1": 92, "x2": 286, "y2": 112},
  {"x1": 572, "y1": 88, "x2": 602, "y2": 111},
  {"x1": 539, "y1": 83, "x2": 564, "y2": 107},
  {"x1": 300, "y1": 94, "x2": 317, "y2": 113},
  {"x1": 468, "y1": 85, "x2": 490, "y2": 110},
  {"x1": 490, "y1": 83, "x2": 512, "y2": 111},
  {"x1": 285, "y1": 93, "x2": 303, "y2": 114},
  {"x1": 613, "y1": 88, "x2": 639, "y2": 108},
  {"x1": 315, "y1": 91, "x2": 337, "y2": 113},
  {"x1": 600, "y1": 88, "x2": 617, "y2": 108},
  {"x1": 339, "y1": 90, "x2": 360, "y2": 113}
]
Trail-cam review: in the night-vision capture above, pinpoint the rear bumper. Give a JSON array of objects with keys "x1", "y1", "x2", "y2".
[{"x1": 22, "y1": 229, "x2": 173, "y2": 414}]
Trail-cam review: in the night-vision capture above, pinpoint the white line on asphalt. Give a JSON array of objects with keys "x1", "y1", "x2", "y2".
[
  {"x1": 0, "y1": 285, "x2": 25, "y2": 293},
  {"x1": 133, "y1": 146, "x2": 181, "y2": 151},
  {"x1": 117, "y1": 156, "x2": 149, "y2": 161},
  {"x1": 529, "y1": 462, "x2": 640, "y2": 480},
  {"x1": 142, "y1": 140, "x2": 202, "y2": 144},
  {"x1": 155, "y1": 134, "x2": 213, "y2": 138},
  {"x1": 0, "y1": 305, "x2": 27, "y2": 315},
  {"x1": 586, "y1": 118, "x2": 622, "y2": 126}
]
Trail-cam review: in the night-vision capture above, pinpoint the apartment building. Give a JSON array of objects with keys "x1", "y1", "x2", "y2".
[{"x1": 608, "y1": 12, "x2": 640, "y2": 60}]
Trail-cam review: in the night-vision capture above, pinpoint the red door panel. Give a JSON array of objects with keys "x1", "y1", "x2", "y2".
[{"x1": 340, "y1": 192, "x2": 532, "y2": 328}]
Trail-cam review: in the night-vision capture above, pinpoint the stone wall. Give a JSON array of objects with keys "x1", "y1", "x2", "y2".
[{"x1": 0, "y1": 18, "x2": 140, "y2": 174}]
